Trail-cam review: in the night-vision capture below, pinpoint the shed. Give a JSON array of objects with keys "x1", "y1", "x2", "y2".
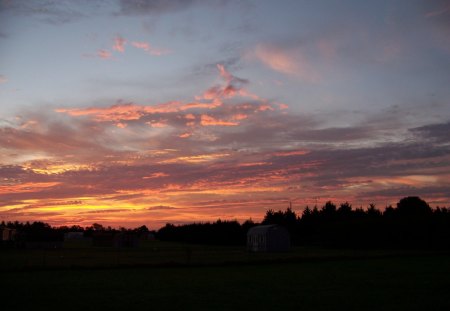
[
  {"x1": 247, "y1": 225, "x2": 290, "y2": 252},
  {"x1": 2, "y1": 228, "x2": 16, "y2": 241}
]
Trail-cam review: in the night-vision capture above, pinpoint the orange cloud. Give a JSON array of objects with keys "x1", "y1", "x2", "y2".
[
  {"x1": 0, "y1": 182, "x2": 60, "y2": 194},
  {"x1": 147, "y1": 120, "x2": 168, "y2": 128},
  {"x1": 179, "y1": 132, "x2": 191, "y2": 138},
  {"x1": 200, "y1": 115, "x2": 239, "y2": 126},
  {"x1": 56, "y1": 103, "x2": 143, "y2": 121},
  {"x1": 160, "y1": 153, "x2": 230, "y2": 164},
  {"x1": 113, "y1": 35, "x2": 126, "y2": 52}
]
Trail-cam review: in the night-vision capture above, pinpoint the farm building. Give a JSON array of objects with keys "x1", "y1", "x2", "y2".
[
  {"x1": 247, "y1": 225, "x2": 290, "y2": 252},
  {"x1": 2, "y1": 228, "x2": 16, "y2": 241}
]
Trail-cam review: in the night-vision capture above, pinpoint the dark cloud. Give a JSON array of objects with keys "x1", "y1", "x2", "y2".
[
  {"x1": 117, "y1": 0, "x2": 230, "y2": 15},
  {"x1": 0, "y1": 0, "x2": 112, "y2": 25},
  {"x1": 410, "y1": 121, "x2": 450, "y2": 143}
]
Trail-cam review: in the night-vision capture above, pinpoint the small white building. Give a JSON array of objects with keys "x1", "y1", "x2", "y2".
[{"x1": 247, "y1": 225, "x2": 290, "y2": 252}]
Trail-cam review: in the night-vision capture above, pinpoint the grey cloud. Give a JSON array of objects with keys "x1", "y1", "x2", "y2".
[
  {"x1": 0, "y1": 0, "x2": 109, "y2": 25},
  {"x1": 410, "y1": 121, "x2": 450, "y2": 143},
  {"x1": 117, "y1": 0, "x2": 230, "y2": 15},
  {"x1": 357, "y1": 186, "x2": 450, "y2": 202}
]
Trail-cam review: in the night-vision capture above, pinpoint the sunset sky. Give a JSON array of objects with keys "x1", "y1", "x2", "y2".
[{"x1": 1, "y1": 0, "x2": 450, "y2": 229}]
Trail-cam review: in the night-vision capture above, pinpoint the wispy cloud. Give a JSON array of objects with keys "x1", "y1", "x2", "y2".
[
  {"x1": 97, "y1": 49, "x2": 112, "y2": 59},
  {"x1": 131, "y1": 41, "x2": 171, "y2": 55},
  {"x1": 113, "y1": 35, "x2": 126, "y2": 52},
  {"x1": 250, "y1": 43, "x2": 319, "y2": 82},
  {"x1": 0, "y1": 75, "x2": 7, "y2": 83}
]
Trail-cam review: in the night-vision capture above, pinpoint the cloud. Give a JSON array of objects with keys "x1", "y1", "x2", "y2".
[
  {"x1": 131, "y1": 41, "x2": 171, "y2": 55},
  {"x1": 410, "y1": 121, "x2": 450, "y2": 143},
  {"x1": 0, "y1": 75, "x2": 7, "y2": 83},
  {"x1": 97, "y1": 49, "x2": 112, "y2": 59},
  {"x1": 117, "y1": 0, "x2": 229, "y2": 15},
  {"x1": 252, "y1": 44, "x2": 299, "y2": 75},
  {"x1": 200, "y1": 114, "x2": 239, "y2": 126},
  {"x1": 249, "y1": 43, "x2": 320, "y2": 82},
  {"x1": 147, "y1": 205, "x2": 178, "y2": 210},
  {"x1": 113, "y1": 35, "x2": 126, "y2": 52},
  {"x1": 0, "y1": 0, "x2": 99, "y2": 25}
]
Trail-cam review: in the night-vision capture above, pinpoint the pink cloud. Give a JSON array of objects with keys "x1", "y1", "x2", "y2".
[
  {"x1": 232, "y1": 114, "x2": 248, "y2": 121},
  {"x1": 113, "y1": 35, "x2": 126, "y2": 53},
  {"x1": 0, "y1": 75, "x2": 7, "y2": 84},
  {"x1": 251, "y1": 44, "x2": 319, "y2": 82},
  {"x1": 217, "y1": 64, "x2": 233, "y2": 84},
  {"x1": 97, "y1": 49, "x2": 112, "y2": 59},
  {"x1": 195, "y1": 64, "x2": 259, "y2": 102},
  {"x1": 179, "y1": 132, "x2": 192, "y2": 138},
  {"x1": 131, "y1": 41, "x2": 171, "y2": 56},
  {"x1": 147, "y1": 120, "x2": 168, "y2": 128},
  {"x1": 277, "y1": 103, "x2": 289, "y2": 110}
]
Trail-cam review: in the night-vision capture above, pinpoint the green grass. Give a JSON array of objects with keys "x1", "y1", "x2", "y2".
[{"x1": 2, "y1": 254, "x2": 450, "y2": 310}]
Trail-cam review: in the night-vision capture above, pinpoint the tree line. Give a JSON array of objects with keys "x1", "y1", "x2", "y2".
[
  {"x1": 158, "y1": 196, "x2": 450, "y2": 248},
  {"x1": 2, "y1": 196, "x2": 450, "y2": 249}
]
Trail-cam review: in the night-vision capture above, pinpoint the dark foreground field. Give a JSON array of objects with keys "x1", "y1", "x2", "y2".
[{"x1": 2, "y1": 248, "x2": 450, "y2": 310}]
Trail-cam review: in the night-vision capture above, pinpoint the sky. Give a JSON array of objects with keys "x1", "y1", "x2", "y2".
[{"x1": 1, "y1": 0, "x2": 450, "y2": 229}]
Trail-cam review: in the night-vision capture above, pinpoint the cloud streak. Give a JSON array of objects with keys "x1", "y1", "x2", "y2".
[{"x1": 131, "y1": 41, "x2": 171, "y2": 55}]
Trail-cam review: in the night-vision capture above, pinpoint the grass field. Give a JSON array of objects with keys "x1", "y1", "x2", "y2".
[
  {"x1": 0, "y1": 240, "x2": 443, "y2": 270},
  {"x1": 2, "y1": 244, "x2": 450, "y2": 310}
]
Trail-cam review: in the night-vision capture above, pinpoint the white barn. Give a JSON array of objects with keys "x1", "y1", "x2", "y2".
[{"x1": 247, "y1": 225, "x2": 290, "y2": 252}]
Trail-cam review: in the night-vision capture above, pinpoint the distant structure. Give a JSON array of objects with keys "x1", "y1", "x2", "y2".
[
  {"x1": 2, "y1": 228, "x2": 16, "y2": 241},
  {"x1": 247, "y1": 225, "x2": 290, "y2": 252}
]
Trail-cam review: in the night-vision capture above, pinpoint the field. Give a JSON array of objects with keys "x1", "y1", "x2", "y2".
[{"x1": 2, "y1": 243, "x2": 450, "y2": 310}]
